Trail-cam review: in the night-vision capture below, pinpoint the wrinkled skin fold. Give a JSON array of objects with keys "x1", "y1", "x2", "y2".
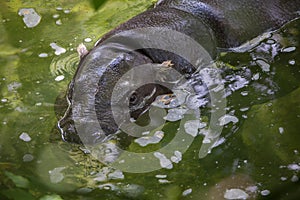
[{"x1": 58, "y1": 0, "x2": 300, "y2": 144}]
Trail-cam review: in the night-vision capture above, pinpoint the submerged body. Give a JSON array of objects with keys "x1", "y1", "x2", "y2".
[{"x1": 58, "y1": 0, "x2": 300, "y2": 143}]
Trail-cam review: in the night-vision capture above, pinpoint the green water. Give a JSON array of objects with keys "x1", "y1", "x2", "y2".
[{"x1": 0, "y1": 0, "x2": 300, "y2": 199}]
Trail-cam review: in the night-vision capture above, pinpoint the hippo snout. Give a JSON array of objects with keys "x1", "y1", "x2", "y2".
[{"x1": 57, "y1": 106, "x2": 82, "y2": 144}]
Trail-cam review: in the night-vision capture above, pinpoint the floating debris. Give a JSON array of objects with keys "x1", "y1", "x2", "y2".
[
  {"x1": 287, "y1": 163, "x2": 300, "y2": 171},
  {"x1": 7, "y1": 82, "x2": 22, "y2": 91},
  {"x1": 53, "y1": 14, "x2": 60, "y2": 19},
  {"x1": 155, "y1": 174, "x2": 167, "y2": 179},
  {"x1": 289, "y1": 59, "x2": 296, "y2": 65},
  {"x1": 241, "y1": 91, "x2": 249, "y2": 96},
  {"x1": 282, "y1": 46, "x2": 296, "y2": 53},
  {"x1": 134, "y1": 131, "x2": 164, "y2": 147},
  {"x1": 224, "y1": 189, "x2": 249, "y2": 199},
  {"x1": 56, "y1": 19, "x2": 62, "y2": 26},
  {"x1": 19, "y1": 132, "x2": 31, "y2": 142},
  {"x1": 48, "y1": 167, "x2": 65, "y2": 183},
  {"x1": 55, "y1": 75, "x2": 65, "y2": 82},
  {"x1": 38, "y1": 53, "x2": 48, "y2": 58},
  {"x1": 246, "y1": 185, "x2": 258, "y2": 193},
  {"x1": 154, "y1": 152, "x2": 173, "y2": 169},
  {"x1": 182, "y1": 188, "x2": 192, "y2": 196},
  {"x1": 1, "y1": 98, "x2": 8, "y2": 103},
  {"x1": 219, "y1": 115, "x2": 239, "y2": 126},
  {"x1": 171, "y1": 150, "x2": 182, "y2": 163},
  {"x1": 280, "y1": 177, "x2": 288, "y2": 181},
  {"x1": 107, "y1": 170, "x2": 124, "y2": 180},
  {"x1": 164, "y1": 107, "x2": 188, "y2": 122},
  {"x1": 252, "y1": 73, "x2": 260, "y2": 80},
  {"x1": 260, "y1": 189, "x2": 270, "y2": 196},
  {"x1": 279, "y1": 127, "x2": 284, "y2": 134},
  {"x1": 23, "y1": 154, "x2": 34, "y2": 162},
  {"x1": 18, "y1": 8, "x2": 41, "y2": 28},
  {"x1": 84, "y1": 38, "x2": 92, "y2": 43},
  {"x1": 94, "y1": 168, "x2": 125, "y2": 182},
  {"x1": 56, "y1": 7, "x2": 63, "y2": 11},
  {"x1": 256, "y1": 59, "x2": 271, "y2": 72},
  {"x1": 291, "y1": 175, "x2": 299, "y2": 182},
  {"x1": 35, "y1": 102, "x2": 42, "y2": 106},
  {"x1": 50, "y1": 43, "x2": 66, "y2": 55},
  {"x1": 64, "y1": 9, "x2": 71, "y2": 14},
  {"x1": 40, "y1": 194, "x2": 63, "y2": 200},
  {"x1": 158, "y1": 179, "x2": 171, "y2": 184},
  {"x1": 184, "y1": 120, "x2": 200, "y2": 137}
]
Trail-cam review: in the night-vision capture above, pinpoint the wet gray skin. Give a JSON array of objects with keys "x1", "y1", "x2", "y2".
[{"x1": 58, "y1": 0, "x2": 300, "y2": 144}]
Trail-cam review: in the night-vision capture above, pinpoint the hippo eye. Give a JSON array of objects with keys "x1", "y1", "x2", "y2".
[{"x1": 129, "y1": 92, "x2": 138, "y2": 104}]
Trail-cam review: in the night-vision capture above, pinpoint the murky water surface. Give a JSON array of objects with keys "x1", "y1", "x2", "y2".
[{"x1": 0, "y1": 1, "x2": 300, "y2": 199}]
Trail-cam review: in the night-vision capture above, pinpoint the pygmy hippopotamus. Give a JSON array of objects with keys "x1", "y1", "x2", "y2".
[{"x1": 58, "y1": 0, "x2": 300, "y2": 144}]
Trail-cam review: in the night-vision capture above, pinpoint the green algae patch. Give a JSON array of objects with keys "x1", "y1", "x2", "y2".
[{"x1": 241, "y1": 87, "x2": 300, "y2": 165}]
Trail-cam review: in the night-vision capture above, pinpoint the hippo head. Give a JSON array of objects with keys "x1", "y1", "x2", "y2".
[{"x1": 57, "y1": 46, "x2": 175, "y2": 144}]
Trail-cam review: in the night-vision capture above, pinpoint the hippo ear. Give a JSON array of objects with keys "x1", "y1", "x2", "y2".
[{"x1": 77, "y1": 43, "x2": 89, "y2": 58}]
